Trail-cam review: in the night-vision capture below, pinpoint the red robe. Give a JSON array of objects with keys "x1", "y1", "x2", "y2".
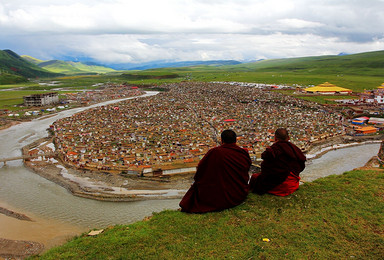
[
  {"x1": 179, "y1": 143, "x2": 252, "y2": 213},
  {"x1": 249, "y1": 141, "x2": 306, "y2": 196}
]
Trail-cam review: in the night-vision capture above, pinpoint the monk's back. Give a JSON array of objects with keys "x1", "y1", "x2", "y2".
[{"x1": 180, "y1": 143, "x2": 251, "y2": 213}]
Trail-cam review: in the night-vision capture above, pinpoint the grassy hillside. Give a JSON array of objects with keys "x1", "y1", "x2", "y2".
[
  {"x1": 34, "y1": 169, "x2": 384, "y2": 259},
  {"x1": 22, "y1": 55, "x2": 44, "y2": 64},
  {"x1": 37, "y1": 60, "x2": 116, "y2": 75},
  {"x1": 123, "y1": 50, "x2": 384, "y2": 92},
  {"x1": 0, "y1": 50, "x2": 62, "y2": 80},
  {"x1": 216, "y1": 50, "x2": 384, "y2": 76},
  {"x1": 0, "y1": 72, "x2": 28, "y2": 85},
  {"x1": 21, "y1": 54, "x2": 116, "y2": 75},
  {"x1": 118, "y1": 69, "x2": 382, "y2": 92},
  {"x1": 2, "y1": 49, "x2": 384, "y2": 91}
]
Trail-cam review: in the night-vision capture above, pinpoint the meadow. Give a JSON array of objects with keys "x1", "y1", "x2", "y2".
[
  {"x1": 2, "y1": 50, "x2": 384, "y2": 110},
  {"x1": 34, "y1": 169, "x2": 384, "y2": 259},
  {"x1": 0, "y1": 69, "x2": 379, "y2": 110}
]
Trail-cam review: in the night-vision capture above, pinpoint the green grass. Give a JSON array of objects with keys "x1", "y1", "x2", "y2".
[
  {"x1": 35, "y1": 169, "x2": 384, "y2": 259},
  {"x1": 2, "y1": 50, "x2": 384, "y2": 93},
  {"x1": 0, "y1": 50, "x2": 61, "y2": 79},
  {"x1": 0, "y1": 83, "x2": 39, "y2": 90},
  {"x1": 2, "y1": 50, "x2": 384, "y2": 109},
  {"x1": 0, "y1": 90, "x2": 68, "y2": 110},
  {"x1": 0, "y1": 71, "x2": 378, "y2": 108},
  {"x1": 39, "y1": 60, "x2": 116, "y2": 75},
  {"x1": 0, "y1": 90, "x2": 42, "y2": 110},
  {"x1": 296, "y1": 95, "x2": 359, "y2": 105},
  {"x1": 0, "y1": 72, "x2": 28, "y2": 85},
  {"x1": 124, "y1": 50, "x2": 384, "y2": 91},
  {"x1": 117, "y1": 69, "x2": 383, "y2": 92}
]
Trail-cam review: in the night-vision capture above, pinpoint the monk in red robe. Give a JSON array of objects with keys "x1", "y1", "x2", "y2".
[
  {"x1": 249, "y1": 128, "x2": 306, "y2": 196},
  {"x1": 179, "y1": 130, "x2": 252, "y2": 213}
]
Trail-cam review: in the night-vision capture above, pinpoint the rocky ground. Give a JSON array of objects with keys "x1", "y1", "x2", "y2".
[{"x1": 0, "y1": 238, "x2": 44, "y2": 259}]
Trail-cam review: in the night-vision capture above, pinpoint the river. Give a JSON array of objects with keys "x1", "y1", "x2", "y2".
[{"x1": 0, "y1": 91, "x2": 381, "y2": 249}]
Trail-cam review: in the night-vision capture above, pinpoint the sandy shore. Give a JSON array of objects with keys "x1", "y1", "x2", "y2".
[
  {"x1": 0, "y1": 205, "x2": 83, "y2": 259},
  {"x1": 0, "y1": 207, "x2": 44, "y2": 259}
]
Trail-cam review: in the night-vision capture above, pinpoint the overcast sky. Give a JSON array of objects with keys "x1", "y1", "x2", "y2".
[{"x1": 1, "y1": 0, "x2": 384, "y2": 64}]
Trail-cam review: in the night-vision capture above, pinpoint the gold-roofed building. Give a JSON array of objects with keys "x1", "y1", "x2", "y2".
[{"x1": 304, "y1": 82, "x2": 353, "y2": 95}]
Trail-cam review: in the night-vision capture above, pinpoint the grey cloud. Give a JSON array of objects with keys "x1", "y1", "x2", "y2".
[{"x1": 1, "y1": 0, "x2": 384, "y2": 63}]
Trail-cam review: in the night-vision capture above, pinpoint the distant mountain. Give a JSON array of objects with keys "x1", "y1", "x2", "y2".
[
  {"x1": 106, "y1": 60, "x2": 242, "y2": 70},
  {"x1": 22, "y1": 56, "x2": 116, "y2": 75},
  {"x1": 0, "y1": 50, "x2": 62, "y2": 80}
]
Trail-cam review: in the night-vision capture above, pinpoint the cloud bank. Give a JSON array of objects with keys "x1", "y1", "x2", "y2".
[{"x1": 1, "y1": 0, "x2": 384, "y2": 64}]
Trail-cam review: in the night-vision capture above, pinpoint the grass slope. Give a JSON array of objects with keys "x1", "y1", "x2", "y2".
[
  {"x1": 119, "y1": 50, "x2": 384, "y2": 92},
  {"x1": 0, "y1": 72, "x2": 27, "y2": 85},
  {"x1": 21, "y1": 55, "x2": 44, "y2": 64},
  {"x1": 0, "y1": 50, "x2": 61, "y2": 79},
  {"x1": 220, "y1": 50, "x2": 384, "y2": 76},
  {"x1": 36, "y1": 169, "x2": 384, "y2": 259},
  {"x1": 38, "y1": 60, "x2": 116, "y2": 75}
]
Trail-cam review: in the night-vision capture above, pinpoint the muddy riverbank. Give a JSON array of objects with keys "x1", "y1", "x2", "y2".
[
  {"x1": 22, "y1": 137, "x2": 192, "y2": 202},
  {"x1": 21, "y1": 134, "x2": 383, "y2": 202},
  {"x1": 0, "y1": 207, "x2": 32, "y2": 222}
]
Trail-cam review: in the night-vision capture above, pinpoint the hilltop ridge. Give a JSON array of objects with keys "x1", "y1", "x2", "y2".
[{"x1": 22, "y1": 56, "x2": 116, "y2": 75}]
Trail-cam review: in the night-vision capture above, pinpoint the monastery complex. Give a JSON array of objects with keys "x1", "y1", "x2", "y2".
[{"x1": 51, "y1": 82, "x2": 345, "y2": 174}]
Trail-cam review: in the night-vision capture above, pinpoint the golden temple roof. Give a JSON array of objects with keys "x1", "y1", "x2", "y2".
[{"x1": 304, "y1": 82, "x2": 352, "y2": 93}]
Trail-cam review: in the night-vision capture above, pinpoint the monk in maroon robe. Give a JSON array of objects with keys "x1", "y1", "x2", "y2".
[
  {"x1": 249, "y1": 128, "x2": 306, "y2": 196},
  {"x1": 179, "y1": 130, "x2": 252, "y2": 213}
]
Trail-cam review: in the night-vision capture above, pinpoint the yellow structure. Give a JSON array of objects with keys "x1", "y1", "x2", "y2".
[
  {"x1": 304, "y1": 82, "x2": 352, "y2": 95},
  {"x1": 377, "y1": 83, "x2": 384, "y2": 89},
  {"x1": 355, "y1": 126, "x2": 378, "y2": 135}
]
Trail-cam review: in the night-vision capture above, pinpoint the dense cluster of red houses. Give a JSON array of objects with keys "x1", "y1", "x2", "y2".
[{"x1": 51, "y1": 82, "x2": 345, "y2": 173}]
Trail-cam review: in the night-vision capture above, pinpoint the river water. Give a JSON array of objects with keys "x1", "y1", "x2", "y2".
[{"x1": 0, "y1": 91, "x2": 381, "y2": 249}]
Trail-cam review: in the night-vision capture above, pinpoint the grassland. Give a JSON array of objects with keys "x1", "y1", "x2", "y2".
[
  {"x1": 0, "y1": 70, "x2": 378, "y2": 110},
  {"x1": 0, "y1": 90, "x2": 70, "y2": 111},
  {"x1": 0, "y1": 50, "x2": 61, "y2": 79},
  {"x1": 34, "y1": 169, "x2": 384, "y2": 259},
  {"x1": 37, "y1": 60, "x2": 116, "y2": 75},
  {"x1": 2, "y1": 50, "x2": 384, "y2": 109}
]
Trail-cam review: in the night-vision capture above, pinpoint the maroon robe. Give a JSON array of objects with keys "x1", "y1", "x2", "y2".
[
  {"x1": 249, "y1": 140, "x2": 306, "y2": 195},
  {"x1": 179, "y1": 143, "x2": 252, "y2": 213}
]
